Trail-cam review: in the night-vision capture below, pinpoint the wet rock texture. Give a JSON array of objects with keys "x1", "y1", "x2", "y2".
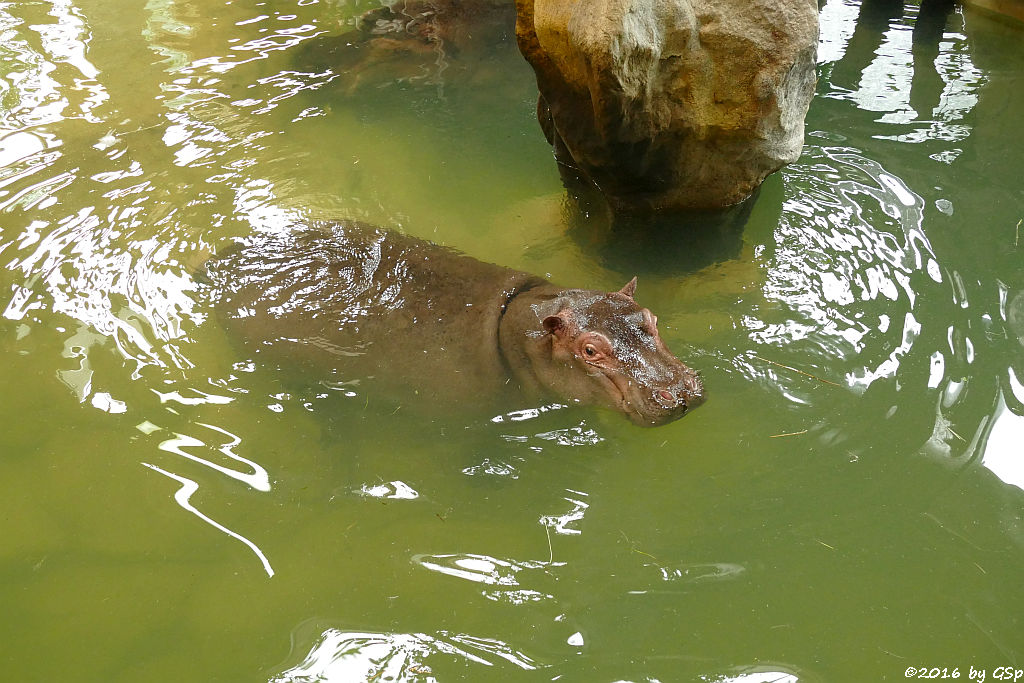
[{"x1": 515, "y1": 0, "x2": 819, "y2": 211}]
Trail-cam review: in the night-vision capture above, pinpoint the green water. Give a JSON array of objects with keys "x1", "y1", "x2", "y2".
[{"x1": 1, "y1": 0, "x2": 1022, "y2": 681}]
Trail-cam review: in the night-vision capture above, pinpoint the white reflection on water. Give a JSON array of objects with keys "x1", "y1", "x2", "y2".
[
  {"x1": 358, "y1": 480, "x2": 419, "y2": 500},
  {"x1": 414, "y1": 552, "x2": 563, "y2": 604},
  {"x1": 1, "y1": 0, "x2": 317, "y2": 581},
  {"x1": 748, "y1": 147, "x2": 942, "y2": 396},
  {"x1": 499, "y1": 421, "x2": 605, "y2": 449},
  {"x1": 461, "y1": 457, "x2": 519, "y2": 478},
  {"x1": 0, "y1": 130, "x2": 47, "y2": 169},
  {"x1": 489, "y1": 403, "x2": 605, "y2": 458},
  {"x1": 143, "y1": 0, "x2": 194, "y2": 71},
  {"x1": 535, "y1": 422, "x2": 605, "y2": 446},
  {"x1": 627, "y1": 563, "x2": 747, "y2": 597},
  {"x1": 141, "y1": 462, "x2": 275, "y2": 577},
  {"x1": 1, "y1": 0, "x2": 106, "y2": 127},
  {"x1": 540, "y1": 488, "x2": 589, "y2": 536},
  {"x1": 699, "y1": 671, "x2": 799, "y2": 683},
  {"x1": 658, "y1": 562, "x2": 746, "y2": 584},
  {"x1": 819, "y1": 0, "x2": 982, "y2": 133},
  {"x1": 490, "y1": 402, "x2": 567, "y2": 423},
  {"x1": 3, "y1": 204, "x2": 205, "y2": 373},
  {"x1": 816, "y1": 0, "x2": 859, "y2": 64},
  {"x1": 133, "y1": 415, "x2": 275, "y2": 573},
  {"x1": 416, "y1": 549, "x2": 567, "y2": 605},
  {"x1": 982, "y1": 368, "x2": 1024, "y2": 491},
  {"x1": 90, "y1": 390, "x2": 126, "y2": 413},
  {"x1": 156, "y1": 421, "x2": 271, "y2": 491},
  {"x1": 153, "y1": 387, "x2": 234, "y2": 405},
  {"x1": 271, "y1": 628, "x2": 539, "y2": 682}
]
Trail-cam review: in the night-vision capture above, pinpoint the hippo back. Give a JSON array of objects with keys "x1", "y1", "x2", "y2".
[{"x1": 205, "y1": 221, "x2": 544, "y2": 410}]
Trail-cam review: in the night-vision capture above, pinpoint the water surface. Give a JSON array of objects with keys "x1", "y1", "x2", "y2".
[{"x1": 1, "y1": 1, "x2": 1022, "y2": 681}]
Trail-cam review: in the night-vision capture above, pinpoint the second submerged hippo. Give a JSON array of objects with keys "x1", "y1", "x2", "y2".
[{"x1": 205, "y1": 221, "x2": 704, "y2": 426}]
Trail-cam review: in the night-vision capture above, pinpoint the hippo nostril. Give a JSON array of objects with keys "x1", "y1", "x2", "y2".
[{"x1": 658, "y1": 389, "x2": 674, "y2": 402}]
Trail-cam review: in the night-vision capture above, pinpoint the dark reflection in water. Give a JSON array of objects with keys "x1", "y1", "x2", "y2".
[
  {"x1": 292, "y1": 0, "x2": 518, "y2": 98},
  {"x1": 830, "y1": 0, "x2": 958, "y2": 119},
  {"x1": 562, "y1": 181, "x2": 765, "y2": 278},
  {"x1": 829, "y1": 0, "x2": 906, "y2": 92},
  {"x1": 910, "y1": 0, "x2": 958, "y2": 117}
]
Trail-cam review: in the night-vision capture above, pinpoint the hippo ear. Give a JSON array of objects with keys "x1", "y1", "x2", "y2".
[
  {"x1": 617, "y1": 276, "x2": 638, "y2": 299},
  {"x1": 542, "y1": 311, "x2": 571, "y2": 338}
]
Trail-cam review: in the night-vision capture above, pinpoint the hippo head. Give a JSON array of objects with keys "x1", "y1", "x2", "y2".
[{"x1": 528, "y1": 278, "x2": 704, "y2": 426}]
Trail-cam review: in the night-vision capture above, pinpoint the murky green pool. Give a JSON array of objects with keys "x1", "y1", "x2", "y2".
[{"x1": 1, "y1": 1, "x2": 1022, "y2": 681}]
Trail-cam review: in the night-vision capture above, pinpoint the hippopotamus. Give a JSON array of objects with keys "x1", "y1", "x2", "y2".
[
  {"x1": 205, "y1": 221, "x2": 703, "y2": 426},
  {"x1": 294, "y1": 0, "x2": 517, "y2": 95}
]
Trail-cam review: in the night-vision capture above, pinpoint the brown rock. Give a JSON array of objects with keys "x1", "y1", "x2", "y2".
[{"x1": 515, "y1": 0, "x2": 819, "y2": 211}]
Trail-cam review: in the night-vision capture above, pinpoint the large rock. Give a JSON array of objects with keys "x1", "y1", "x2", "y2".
[{"x1": 515, "y1": 0, "x2": 819, "y2": 212}]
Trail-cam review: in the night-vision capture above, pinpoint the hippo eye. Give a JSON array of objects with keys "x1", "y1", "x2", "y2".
[{"x1": 579, "y1": 335, "x2": 611, "y2": 361}]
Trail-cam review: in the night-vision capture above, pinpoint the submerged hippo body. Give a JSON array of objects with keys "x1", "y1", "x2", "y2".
[{"x1": 206, "y1": 221, "x2": 703, "y2": 426}]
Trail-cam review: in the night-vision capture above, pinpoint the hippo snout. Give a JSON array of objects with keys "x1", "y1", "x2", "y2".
[
  {"x1": 648, "y1": 372, "x2": 704, "y2": 421},
  {"x1": 656, "y1": 388, "x2": 678, "y2": 405},
  {"x1": 680, "y1": 373, "x2": 706, "y2": 410},
  {"x1": 654, "y1": 387, "x2": 688, "y2": 409}
]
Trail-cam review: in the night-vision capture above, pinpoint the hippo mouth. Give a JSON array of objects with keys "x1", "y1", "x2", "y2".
[
  {"x1": 596, "y1": 368, "x2": 694, "y2": 427},
  {"x1": 624, "y1": 394, "x2": 690, "y2": 427}
]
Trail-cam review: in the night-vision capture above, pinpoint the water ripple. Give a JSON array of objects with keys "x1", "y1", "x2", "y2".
[
  {"x1": 142, "y1": 419, "x2": 271, "y2": 492},
  {"x1": 738, "y1": 144, "x2": 945, "y2": 399},
  {"x1": 141, "y1": 461, "x2": 274, "y2": 577},
  {"x1": 819, "y1": 0, "x2": 983, "y2": 135},
  {"x1": 1, "y1": 1, "x2": 107, "y2": 127},
  {"x1": 415, "y1": 552, "x2": 561, "y2": 584},
  {"x1": 0, "y1": 1, "x2": 341, "y2": 581},
  {"x1": 537, "y1": 492, "x2": 587, "y2": 539},
  {"x1": 272, "y1": 627, "x2": 539, "y2": 682}
]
